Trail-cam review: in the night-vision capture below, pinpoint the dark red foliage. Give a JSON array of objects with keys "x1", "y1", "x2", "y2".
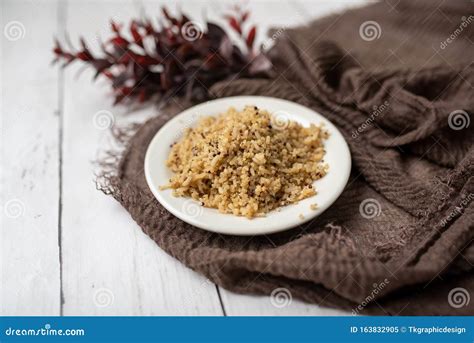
[
  {"x1": 52, "y1": 6, "x2": 272, "y2": 105},
  {"x1": 227, "y1": 16, "x2": 242, "y2": 34},
  {"x1": 246, "y1": 26, "x2": 256, "y2": 49}
]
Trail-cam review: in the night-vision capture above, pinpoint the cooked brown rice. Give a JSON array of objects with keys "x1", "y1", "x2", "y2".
[{"x1": 161, "y1": 106, "x2": 329, "y2": 218}]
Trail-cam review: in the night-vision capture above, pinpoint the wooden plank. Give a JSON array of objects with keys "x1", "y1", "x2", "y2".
[
  {"x1": 207, "y1": 0, "x2": 359, "y2": 316},
  {"x1": 293, "y1": 0, "x2": 373, "y2": 22},
  {"x1": 219, "y1": 292, "x2": 349, "y2": 316},
  {"x1": 1, "y1": 0, "x2": 61, "y2": 315},
  {"x1": 61, "y1": 0, "x2": 223, "y2": 315}
]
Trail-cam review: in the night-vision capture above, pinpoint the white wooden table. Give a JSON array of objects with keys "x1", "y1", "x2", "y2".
[{"x1": 2, "y1": 0, "x2": 367, "y2": 316}]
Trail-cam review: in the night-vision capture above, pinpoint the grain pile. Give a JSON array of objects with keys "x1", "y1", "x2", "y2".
[{"x1": 162, "y1": 106, "x2": 329, "y2": 218}]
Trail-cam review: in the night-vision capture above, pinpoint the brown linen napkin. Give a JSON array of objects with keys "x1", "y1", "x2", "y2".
[{"x1": 98, "y1": 0, "x2": 474, "y2": 315}]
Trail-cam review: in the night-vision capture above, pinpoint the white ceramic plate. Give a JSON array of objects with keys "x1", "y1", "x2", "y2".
[{"x1": 145, "y1": 96, "x2": 351, "y2": 236}]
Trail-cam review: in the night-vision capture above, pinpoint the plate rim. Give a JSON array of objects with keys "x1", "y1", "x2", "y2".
[{"x1": 144, "y1": 95, "x2": 351, "y2": 235}]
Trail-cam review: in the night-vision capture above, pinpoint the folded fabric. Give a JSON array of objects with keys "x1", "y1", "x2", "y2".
[{"x1": 99, "y1": 0, "x2": 474, "y2": 315}]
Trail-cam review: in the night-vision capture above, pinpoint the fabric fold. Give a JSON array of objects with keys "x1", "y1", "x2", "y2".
[{"x1": 98, "y1": 0, "x2": 474, "y2": 315}]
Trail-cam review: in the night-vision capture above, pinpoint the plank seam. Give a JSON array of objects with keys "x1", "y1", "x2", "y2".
[
  {"x1": 57, "y1": 0, "x2": 68, "y2": 317},
  {"x1": 215, "y1": 285, "x2": 227, "y2": 316}
]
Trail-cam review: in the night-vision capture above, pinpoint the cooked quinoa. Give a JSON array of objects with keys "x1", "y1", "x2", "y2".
[{"x1": 162, "y1": 106, "x2": 329, "y2": 218}]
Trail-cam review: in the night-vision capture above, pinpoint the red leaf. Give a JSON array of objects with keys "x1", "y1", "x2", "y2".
[
  {"x1": 162, "y1": 7, "x2": 171, "y2": 20},
  {"x1": 109, "y1": 36, "x2": 129, "y2": 48},
  {"x1": 79, "y1": 37, "x2": 88, "y2": 50},
  {"x1": 76, "y1": 51, "x2": 92, "y2": 61},
  {"x1": 102, "y1": 70, "x2": 114, "y2": 79},
  {"x1": 228, "y1": 17, "x2": 242, "y2": 34},
  {"x1": 130, "y1": 21, "x2": 143, "y2": 47},
  {"x1": 53, "y1": 39, "x2": 63, "y2": 54},
  {"x1": 135, "y1": 54, "x2": 160, "y2": 66},
  {"x1": 110, "y1": 20, "x2": 121, "y2": 33},
  {"x1": 180, "y1": 14, "x2": 190, "y2": 25},
  {"x1": 162, "y1": 7, "x2": 178, "y2": 25},
  {"x1": 52, "y1": 5, "x2": 271, "y2": 106},
  {"x1": 121, "y1": 86, "x2": 132, "y2": 94},
  {"x1": 246, "y1": 26, "x2": 256, "y2": 48},
  {"x1": 143, "y1": 20, "x2": 154, "y2": 35},
  {"x1": 117, "y1": 53, "x2": 132, "y2": 64}
]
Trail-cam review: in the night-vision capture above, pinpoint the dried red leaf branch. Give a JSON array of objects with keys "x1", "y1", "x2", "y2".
[{"x1": 53, "y1": 6, "x2": 271, "y2": 105}]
